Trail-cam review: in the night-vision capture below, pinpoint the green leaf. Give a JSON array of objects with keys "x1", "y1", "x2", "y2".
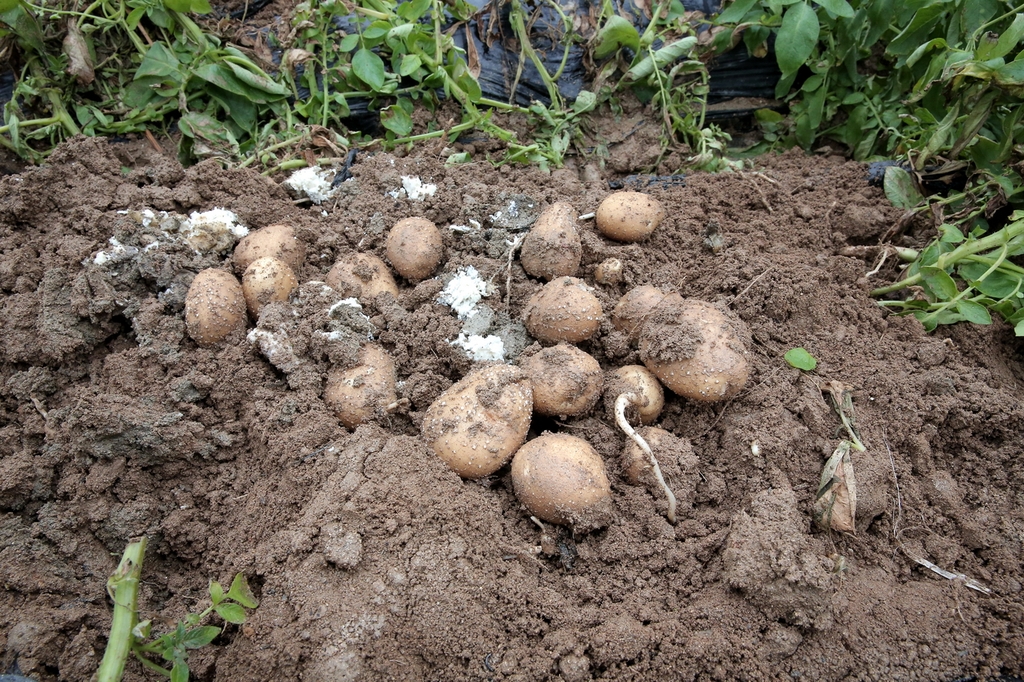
[
  {"x1": 226, "y1": 573, "x2": 259, "y2": 609},
  {"x1": 624, "y1": 37, "x2": 697, "y2": 81},
  {"x1": 937, "y1": 223, "x2": 965, "y2": 243},
  {"x1": 352, "y1": 49, "x2": 386, "y2": 90},
  {"x1": 163, "y1": 0, "x2": 189, "y2": 12},
  {"x1": 398, "y1": 54, "x2": 422, "y2": 77},
  {"x1": 594, "y1": 16, "x2": 640, "y2": 60},
  {"x1": 225, "y1": 61, "x2": 289, "y2": 98},
  {"x1": 396, "y1": 0, "x2": 431, "y2": 21},
  {"x1": 209, "y1": 580, "x2": 224, "y2": 604},
  {"x1": 171, "y1": 663, "x2": 189, "y2": 682},
  {"x1": 883, "y1": 166, "x2": 923, "y2": 209},
  {"x1": 0, "y1": 0, "x2": 18, "y2": 12},
  {"x1": 215, "y1": 603, "x2": 247, "y2": 624},
  {"x1": 960, "y1": 262, "x2": 1022, "y2": 298},
  {"x1": 816, "y1": 0, "x2": 853, "y2": 19},
  {"x1": 920, "y1": 266, "x2": 960, "y2": 300},
  {"x1": 956, "y1": 300, "x2": 993, "y2": 324},
  {"x1": 573, "y1": 90, "x2": 597, "y2": 114},
  {"x1": 182, "y1": 625, "x2": 221, "y2": 649},
  {"x1": 784, "y1": 347, "x2": 818, "y2": 371},
  {"x1": 776, "y1": 2, "x2": 819, "y2": 76},
  {"x1": 339, "y1": 34, "x2": 360, "y2": 52},
  {"x1": 1015, "y1": 320, "x2": 1024, "y2": 336},
  {"x1": 137, "y1": 43, "x2": 180, "y2": 78},
  {"x1": 988, "y1": 13, "x2": 1024, "y2": 60},
  {"x1": 716, "y1": 0, "x2": 759, "y2": 24}
]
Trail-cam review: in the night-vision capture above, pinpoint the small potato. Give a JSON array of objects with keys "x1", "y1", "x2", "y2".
[
  {"x1": 234, "y1": 223, "x2": 305, "y2": 274},
  {"x1": 520, "y1": 202, "x2": 582, "y2": 281},
  {"x1": 523, "y1": 276, "x2": 603, "y2": 344},
  {"x1": 596, "y1": 192, "x2": 666, "y2": 242},
  {"x1": 386, "y1": 217, "x2": 444, "y2": 281},
  {"x1": 185, "y1": 268, "x2": 247, "y2": 346},
  {"x1": 603, "y1": 365, "x2": 664, "y2": 425},
  {"x1": 622, "y1": 426, "x2": 675, "y2": 484},
  {"x1": 638, "y1": 294, "x2": 750, "y2": 401},
  {"x1": 326, "y1": 252, "x2": 399, "y2": 301},
  {"x1": 594, "y1": 258, "x2": 623, "y2": 285},
  {"x1": 521, "y1": 344, "x2": 603, "y2": 417},
  {"x1": 510, "y1": 433, "x2": 613, "y2": 530},
  {"x1": 422, "y1": 364, "x2": 533, "y2": 479},
  {"x1": 324, "y1": 344, "x2": 397, "y2": 429},
  {"x1": 242, "y1": 256, "x2": 298, "y2": 319},
  {"x1": 611, "y1": 285, "x2": 667, "y2": 341}
]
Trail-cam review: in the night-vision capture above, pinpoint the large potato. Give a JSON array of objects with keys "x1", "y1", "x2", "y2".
[
  {"x1": 185, "y1": 268, "x2": 247, "y2": 346},
  {"x1": 523, "y1": 277, "x2": 603, "y2": 344},
  {"x1": 520, "y1": 202, "x2": 582, "y2": 281},
  {"x1": 596, "y1": 192, "x2": 665, "y2": 242},
  {"x1": 521, "y1": 344, "x2": 603, "y2": 417},
  {"x1": 386, "y1": 217, "x2": 444, "y2": 281},
  {"x1": 638, "y1": 294, "x2": 750, "y2": 401},
  {"x1": 324, "y1": 344, "x2": 397, "y2": 429},
  {"x1": 233, "y1": 223, "x2": 305, "y2": 274},
  {"x1": 421, "y1": 364, "x2": 533, "y2": 479},
  {"x1": 510, "y1": 433, "x2": 613, "y2": 530},
  {"x1": 326, "y1": 252, "x2": 399, "y2": 301},
  {"x1": 242, "y1": 256, "x2": 298, "y2": 319}
]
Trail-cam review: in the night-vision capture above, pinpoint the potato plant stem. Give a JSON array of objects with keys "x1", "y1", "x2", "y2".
[
  {"x1": 615, "y1": 393, "x2": 677, "y2": 524},
  {"x1": 96, "y1": 537, "x2": 148, "y2": 682}
]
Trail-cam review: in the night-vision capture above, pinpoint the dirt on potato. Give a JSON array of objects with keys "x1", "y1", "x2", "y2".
[{"x1": 1, "y1": 136, "x2": 1023, "y2": 682}]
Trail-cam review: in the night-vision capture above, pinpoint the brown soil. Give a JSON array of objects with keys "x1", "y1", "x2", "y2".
[{"x1": 1, "y1": 136, "x2": 1023, "y2": 682}]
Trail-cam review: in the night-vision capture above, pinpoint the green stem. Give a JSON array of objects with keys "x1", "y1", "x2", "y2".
[
  {"x1": 509, "y1": 0, "x2": 562, "y2": 107},
  {"x1": 131, "y1": 650, "x2": 172, "y2": 678},
  {"x1": 95, "y1": 537, "x2": 148, "y2": 682},
  {"x1": 871, "y1": 218, "x2": 1024, "y2": 297},
  {"x1": 28, "y1": 59, "x2": 81, "y2": 137}
]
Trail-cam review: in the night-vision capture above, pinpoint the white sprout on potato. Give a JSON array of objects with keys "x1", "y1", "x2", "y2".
[{"x1": 614, "y1": 392, "x2": 677, "y2": 524}]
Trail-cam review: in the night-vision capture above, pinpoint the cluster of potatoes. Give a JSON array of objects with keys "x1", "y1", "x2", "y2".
[{"x1": 183, "y1": 190, "x2": 752, "y2": 532}]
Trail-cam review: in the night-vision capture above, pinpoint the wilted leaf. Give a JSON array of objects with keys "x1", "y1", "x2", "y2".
[
  {"x1": 63, "y1": 20, "x2": 95, "y2": 84},
  {"x1": 883, "y1": 165, "x2": 924, "y2": 209},
  {"x1": 814, "y1": 441, "x2": 857, "y2": 534},
  {"x1": 226, "y1": 573, "x2": 259, "y2": 609}
]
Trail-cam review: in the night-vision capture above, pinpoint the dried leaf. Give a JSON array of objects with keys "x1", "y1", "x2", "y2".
[
  {"x1": 465, "y1": 25, "x2": 481, "y2": 79},
  {"x1": 63, "y1": 20, "x2": 94, "y2": 85},
  {"x1": 814, "y1": 441, "x2": 857, "y2": 534}
]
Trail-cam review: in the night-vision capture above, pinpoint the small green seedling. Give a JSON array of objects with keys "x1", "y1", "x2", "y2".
[
  {"x1": 96, "y1": 537, "x2": 259, "y2": 682},
  {"x1": 784, "y1": 347, "x2": 817, "y2": 371}
]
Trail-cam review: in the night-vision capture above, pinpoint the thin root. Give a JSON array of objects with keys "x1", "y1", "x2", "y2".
[
  {"x1": 504, "y1": 234, "x2": 525, "y2": 310},
  {"x1": 615, "y1": 393, "x2": 677, "y2": 524}
]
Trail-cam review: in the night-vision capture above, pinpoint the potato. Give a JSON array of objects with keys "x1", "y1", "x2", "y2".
[
  {"x1": 638, "y1": 294, "x2": 750, "y2": 401},
  {"x1": 185, "y1": 268, "x2": 247, "y2": 346},
  {"x1": 386, "y1": 217, "x2": 444, "y2": 281},
  {"x1": 326, "y1": 252, "x2": 399, "y2": 301},
  {"x1": 324, "y1": 344, "x2": 397, "y2": 429},
  {"x1": 520, "y1": 344, "x2": 603, "y2": 417},
  {"x1": 242, "y1": 256, "x2": 298, "y2": 319},
  {"x1": 523, "y1": 277, "x2": 603, "y2": 344},
  {"x1": 233, "y1": 223, "x2": 305, "y2": 274},
  {"x1": 603, "y1": 365, "x2": 664, "y2": 425},
  {"x1": 596, "y1": 191, "x2": 666, "y2": 242},
  {"x1": 611, "y1": 285, "x2": 667, "y2": 341},
  {"x1": 510, "y1": 433, "x2": 613, "y2": 530},
  {"x1": 520, "y1": 202, "x2": 582, "y2": 281},
  {"x1": 594, "y1": 258, "x2": 623, "y2": 285},
  {"x1": 422, "y1": 364, "x2": 533, "y2": 479}
]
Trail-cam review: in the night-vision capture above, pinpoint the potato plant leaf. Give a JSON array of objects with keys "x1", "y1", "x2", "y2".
[
  {"x1": 919, "y1": 266, "x2": 959, "y2": 300},
  {"x1": 226, "y1": 573, "x2": 259, "y2": 608},
  {"x1": 776, "y1": 2, "x2": 819, "y2": 76},
  {"x1": 784, "y1": 347, "x2": 817, "y2": 371},
  {"x1": 352, "y1": 48, "x2": 386, "y2": 90},
  {"x1": 883, "y1": 166, "x2": 923, "y2": 209},
  {"x1": 594, "y1": 15, "x2": 640, "y2": 59}
]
